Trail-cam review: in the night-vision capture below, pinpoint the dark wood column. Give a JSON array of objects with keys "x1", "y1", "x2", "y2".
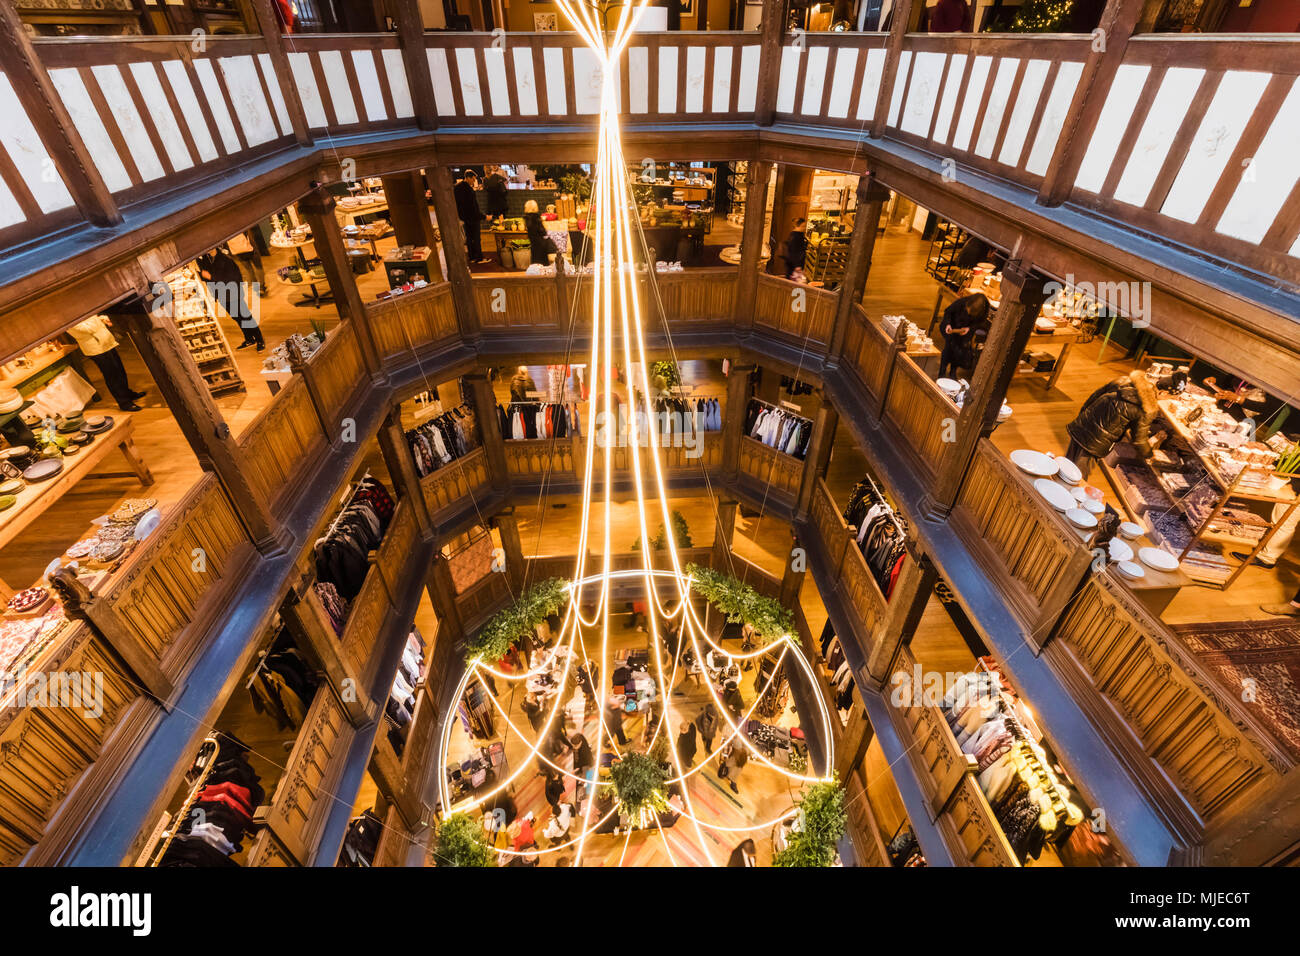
[
  {"x1": 391, "y1": 0, "x2": 438, "y2": 131},
  {"x1": 768, "y1": 164, "x2": 814, "y2": 265},
  {"x1": 733, "y1": 160, "x2": 773, "y2": 332},
  {"x1": 247, "y1": 0, "x2": 314, "y2": 147},
  {"x1": 491, "y1": 508, "x2": 526, "y2": 593},
  {"x1": 871, "y1": 0, "x2": 916, "y2": 139},
  {"x1": 710, "y1": 497, "x2": 739, "y2": 570},
  {"x1": 427, "y1": 165, "x2": 483, "y2": 343},
  {"x1": 794, "y1": 393, "x2": 837, "y2": 523},
  {"x1": 377, "y1": 405, "x2": 435, "y2": 538},
  {"x1": 0, "y1": 2, "x2": 120, "y2": 227},
  {"x1": 117, "y1": 298, "x2": 291, "y2": 556},
  {"x1": 779, "y1": 531, "x2": 805, "y2": 607},
  {"x1": 381, "y1": 171, "x2": 440, "y2": 260},
  {"x1": 1037, "y1": 0, "x2": 1144, "y2": 207},
  {"x1": 826, "y1": 174, "x2": 892, "y2": 364},
  {"x1": 754, "y1": 0, "x2": 786, "y2": 126},
  {"x1": 426, "y1": 553, "x2": 465, "y2": 650},
  {"x1": 863, "y1": 553, "x2": 937, "y2": 684},
  {"x1": 922, "y1": 258, "x2": 1049, "y2": 516},
  {"x1": 298, "y1": 188, "x2": 384, "y2": 379},
  {"x1": 721, "y1": 363, "x2": 755, "y2": 483},
  {"x1": 465, "y1": 371, "x2": 508, "y2": 491}
]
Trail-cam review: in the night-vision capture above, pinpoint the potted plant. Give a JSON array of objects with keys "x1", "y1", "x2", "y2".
[
  {"x1": 279, "y1": 265, "x2": 303, "y2": 284},
  {"x1": 773, "y1": 778, "x2": 847, "y2": 867},
  {"x1": 431, "y1": 812, "x2": 495, "y2": 867}
]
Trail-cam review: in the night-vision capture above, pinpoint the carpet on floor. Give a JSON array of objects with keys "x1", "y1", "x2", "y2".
[{"x1": 1171, "y1": 617, "x2": 1300, "y2": 761}]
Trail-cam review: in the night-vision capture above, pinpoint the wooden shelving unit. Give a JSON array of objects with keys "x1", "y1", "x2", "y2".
[
  {"x1": 925, "y1": 220, "x2": 970, "y2": 291},
  {"x1": 166, "y1": 267, "x2": 245, "y2": 396},
  {"x1": 803, "y1": 233, "x2": 853, "y2": 285}
]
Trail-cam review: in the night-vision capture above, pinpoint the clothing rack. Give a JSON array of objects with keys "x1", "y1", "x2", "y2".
[
  {"x1": 326, "y1": 470, "x2": 369, "y2": 538},
  {"x1": 858, "y1": 469, "x2": 907, "y2": 538},
  {"x1": 147, "y1": 735, "x2": 221, "y2": 867}
]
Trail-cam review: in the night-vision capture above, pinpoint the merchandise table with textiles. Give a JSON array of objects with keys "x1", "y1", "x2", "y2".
[
  {"x1": 498, "y1": 401, "x2": 582, "y2": 440},
  {"x1": 744, "y1": 718, "x2": 806, "y2": 768},
  {"x1": 406, "y1": 405, "x2": 480, "y2": 476},
  {"x1": 444, "y1": 742, "x2": 505, "y2": 804},
  {"x1": 384, "y1": 630, "x2": 427, "y2": 757},
  {"x1": 942, "y1": 663, "x2": 1120, "y2": 866},
  {"x1": 312, "y1": 476, "x2": 395, "y2": 635},
  {"x1": 743, "y1": 399, "x2": 812, "y2": 460},
  {"x1": 843, "y1": 476, "x2": 909, "y2": 598},
  {"x1": 610, "y1": 647, "x2": 658, "y2": 713},
  {"x1": 525, "y1": 642, "x2": 572, "y2": 702}
]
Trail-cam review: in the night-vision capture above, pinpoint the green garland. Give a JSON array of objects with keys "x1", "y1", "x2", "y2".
[
  {"x1": 610, "y1": 751, "x2": 670, "y2": 818},
  {"x1": 465, "y1": 577, "x2": 568, "y2": 666},
  {"x1": 431, "y1": 812, "x2": 495, "y2": 867},
  {"x1": 685, "y1": 564, "x2": 794, "y2": 642},
  {"x1": 631, "y1": 509, "x2": 693, "y2": 552},
  {"x1": 773, "y1": 779, "x2": 847, "y2": 868}
]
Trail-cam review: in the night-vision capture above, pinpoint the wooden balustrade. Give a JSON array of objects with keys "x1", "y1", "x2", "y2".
[
  {"x1": 888, "y1": 644, "x2": 1019, "y2": 866},
  {"x1": 1047, "y1": 569, "x2": 1285, "y2": 820},
  {"x1": 504, "y1": 437, "x2": 577, "y2": 481},
  {"x1": 882, "y1": 353, "x2": 959, "y2": 486},
  {"x1": 101, "y1": 474, "x2": 255, "y2": 676},
  {"x1": 808, "y1": 479, "x2": 888, "y2": 654},
  {"x1": 951, "y1": 440, "x2": 1091, "y2": 638},
  {"x1": 338, "y1": 500, "x2": 417, "y2": 681},
  {"x1": 473, "y1": 274, "x2": 561, "y2": 329},
  {"x1": 456, "y1": 570, "x2": 512, "y2": 634},
  {"x1": 0, "y1": 622, "x2": 140, "y2": 866},
  {"x1": 737, "y1": 436, "x2": 803, "y2": 504},
  {"x1": 420, "y1": 447, "x2": 491, "y2": 517},
  {"x1": 238, "y1": 374, "x2": 329, "y2": 512},
  {"x1": 367, "y1": 283, "x2": 459, "y2": 361},
  {"x1": 843, "y1": 767, "x2": 891, "y2": 867},
  {"x1": 250, "y1": 684, "x2": 355, "y2": 865},
  {"x1": 753, "y1": 274, "x2": 835, "y2": 347},
  {"x1": 839, "y1": 304, "x2": 895, "y2": 406},
  {"x1": 303, "y1": 321, "x2": 366, "y2": 433},
  {"x1": 646, "y1": 267, "x2": 737, "y2": 330},
  {"x1": 769, "y1": 31, "x2": 890, "y2": 129}
]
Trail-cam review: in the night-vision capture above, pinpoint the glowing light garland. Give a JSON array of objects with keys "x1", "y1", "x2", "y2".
[{"x1": 434, "y1": 0, "x2": 835, "y2": 866}]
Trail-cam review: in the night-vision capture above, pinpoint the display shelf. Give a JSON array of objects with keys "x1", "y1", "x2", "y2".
[{"x1": 165, "y1": 267, "x2": 245, "y2": 396}]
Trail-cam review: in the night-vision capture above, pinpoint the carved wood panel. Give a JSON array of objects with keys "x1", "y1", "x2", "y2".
[
  {"x1": 239, "y1": 376, "x2": 328, "y2": 509},
  {"x1": 421, "y1": 448, "x2": 491, "y2": 516},
  {"x1": 369, "y1": 283, "x2": 459, "y2": 359},
  {"x1": 738, "y1": 436, "x2": 801, "y2": 500},
  {"x1": 306, "y1": 321, "x2": 364, "y2": 428},
  {"x1": 883, "y1": 355, "x2": 955, "y2": 483}
]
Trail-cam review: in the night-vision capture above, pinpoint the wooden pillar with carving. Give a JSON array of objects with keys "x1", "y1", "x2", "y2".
[
  {"x1": 381, "y1": 172, "x2": 441, "y2": 274},
  {"x1": 426, "y1": 552, "x2": 466, "y2": 660},
  {"x1": 298, "y1": 188, "x2": 384, "y2": 380},
  {"x1": 247, "y1": 0, "x2": 314, "y2": 146},
  {"x1": 492, "y1": 508, "x2": 526, "y2": 594},
  {"x1": 826, "y1": 174, "x2": 892, "y2": 364},
  {"x1": 465, "y1": 372, "x2": 508, "y2": 493},
  {"x1": 0, "y1": 1, "x2": 121, "y2": 227},
  {"x1": 922, "y1": 258, "x2": 1049, "y2": 517},
  {"x1": 835, "y1": 701, "x2": 874, "y2": 781},
  {"x1": 794, "y1": 392, "x2": 837, "y2": 523},
  {"x1": 116, "y1": 297, "x2": 291, "y2": 557},
  {"x1": 377, "y1": 404, "x2": 435, "y2": 539},
  {"x1": 391, "y1": 0, "x2": 438, "y2": 131},
  {"x1": 779, "y1": 531, "x2": 805, "y2": 608},
  {"x1": 863, "y1": 552, "x2": 937, "y2": 684},
  {"x1": 711, "y1": 497, "x2": 739, "y2": 570},
  {"x1": 733, "y1": 160, "x2": 773, "y2": 332},
  {"x1": 427, "y1": 164, "x2": 483, "y2": 343},
  {"x1": 721, "y1": 363, "x2": 755, "y2": 483},
  {"x1": 1037, "y1": 0, "x2": 1144, "y2": 207}
]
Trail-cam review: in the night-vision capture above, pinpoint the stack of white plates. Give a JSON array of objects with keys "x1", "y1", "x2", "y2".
[
  {"x1": 1011, "y1": 449, "x2": 1057, "y2": 477},
  {"x1": 1109, "y1": 538, "x2": 1134, "y2": 563},
  {"x1": 1139, "y1": 547, "x2": 1179, "y2": 572},
  {"x1": 1117, "y1": 560, "x2": 1145, "y2": 579},
  {"x1": 1065, "y1": 508, "x2": 1097, "y2": 529},
  {"x1": 1055, "y1": 458, "x2": 1082, "y2": 485},
  {"x1": 1080, "y1": 497, "x2": 1105, "y2": 515},
  {"x1": 1119, "y1": 521, "x2": 1144, "y2": 540},
  {"x1": 1034, "y1": 478, "x2": 1076, "y2": 512}
]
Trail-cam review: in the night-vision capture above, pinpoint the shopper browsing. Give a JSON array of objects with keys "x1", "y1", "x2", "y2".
[
  {"x1": 783, "y1": 217, "x2": 808, "y2": 279},
  {"x1": 676, "y1": 721, "x2": 698, "y2": 765},
  {"x1": 1064, "y1": 370, "x2": 1186, "y2": 480},
  {"x1": 937, "y1": 292, "x2": 990, "y2": 379},
  {"x1": 453, "y1": 169, "x2": 489, "y2": 264},
  {"x1": 196, "y1": 246, "x2": 265, "y2": 350},
  {"x1": 67, "y1": 315, "x2": 147, "y2": 412}
]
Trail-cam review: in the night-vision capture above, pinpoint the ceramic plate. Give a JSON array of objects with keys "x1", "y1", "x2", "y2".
[
  {"x1": 1071, "y1": 486, "x2": 1089, "y2": 503},
  {"x1": 1139, "y1": 547, "x2": 1179, "y2": 572},
  {"x1": 22, "y1": 458, "x2": 63, "y2": 482},
  {"x1": 82, "y1": 416, "x2": 113, "y2": 435},
  {"x1": 1066, "y1": 508, "x2": 1097, "y2": 529},
  {"x1": 1119, "y1": 521, "x2": 1144, "y2": 540},
  {"x1": 1117, "y1": 560, "x2": 1145, "y2": 580},
  {"x1": 84, "y1": 415, "x2": 106, "y2": 428},
  {"x1": 936, "y1": 377, "x2": 961, "y2": 396},
  {"x1": 1083, "y1": 484, "x2": 1105, "y2": 502},
  {"x1": 0, "y1": 494, "x2": 14, "y2": 511},
  {"x1": 1012, "y1": 449, "x2": 1058, "y2": 477},
  {"x1": 0, "y1": 478, "x2": 22, "y2": 495},
  {"x1": 1034, "y1": 478, "x2": 1075, "y2": 512},
  {"x1": 0, "y1": 446, "x2": 29, "y2": 460},
  {"x1": 1109, "y1": 538, "x2": 1134, "y2": 563},
  {"x1": 1081, "y1": 497, "x2": 1105, "y2": 515},
  {"x1": 1055, "y1": 457, "x2": 1083, "y2": 485},
  {"x1": 133, "y1": 508, "x2": 161, "y2": 540}
]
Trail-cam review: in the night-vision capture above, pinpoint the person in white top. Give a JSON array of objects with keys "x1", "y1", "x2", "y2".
[{"x1": 67, "y1": 315, "x2": 146, "y2": 411}]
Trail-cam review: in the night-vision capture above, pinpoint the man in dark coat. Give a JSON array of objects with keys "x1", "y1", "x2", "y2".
[
  {"x1": 783, "y1": 217, "x2": 808, "y2": 278},
  {"x1": 453, "y1": 170, "x2": 488, "y2": 264},
  {"x1": 197, "y1": 246, "x2": 264, "y2": 349},
  {"x1": 1065, "y1": 370, "x2": 1180, "y2": 479}
]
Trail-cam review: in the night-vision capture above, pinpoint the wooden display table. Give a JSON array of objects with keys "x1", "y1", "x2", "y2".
[
  {"x1": 0, "y1": 343, "x2": 78, "y2": 391},
  {"x1": 0, "y1": 415, "x2": 154, "y2": 555}
]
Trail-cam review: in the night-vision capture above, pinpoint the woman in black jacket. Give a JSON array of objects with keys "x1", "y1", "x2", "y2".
[
  {"x1": 937, "y1": 292, "x2": 989, "y2": 379},
  {"x1": 523, "y1": 199, "x2": 554, "y2": 266},
  {"x1": 1065, "y1": 370, "x2": 1181, "y2": 479}
]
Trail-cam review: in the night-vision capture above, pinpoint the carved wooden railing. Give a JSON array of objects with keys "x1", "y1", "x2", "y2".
[
  {"x1": 367, "y1": 282, "x2": 459, "y2": 361},
  {"x1": 770, "y1": 31, "x2": 890, "y2": 129},
  {"x1": 338, "y1": 499, "x2": 416, "y2": 682},
  {"x1": 737, "y1": 435, "x2": 803, "y2": 505},
  {"x1": 838, "y1": 303, "x2": 897, "y2": 407},
  {"x1": 505, "y1": 437, "x2": 578, "y2": 481},
  {"x1": 420, "y1": 447, "x2": 492, "y2": 517},
  {"x1": 882, "y1": 353, "x2": 959, "y2": 485},
  {"x1": 646, "y1": 267, "x2": 738, "y2": 330},
  {"x1": 754, "y1": 274, "x2": 835, "y2": 348},
  {"x1": 808, "y1": 478, "x2": 888, "y2": 658},
  {"x1": 1046, "y1": 569, "x2": 1288, "y2": 821},
  {"x1": 951, "y1": 439, "x2": 1092, "y2": 640},
  {"x1": 475, "y1": 274, "x2": 563, "y2": 329},
  {"x1": 237, "y1": 372, "x2": 330, "y2": 512},
  {"x1": 100, "y1": 473, "x2": 255, "y2": 676},
  {"x1": 302, "y1": 320, "x2": 366, "y2": 434},
  {"x1": 888, "y1": 644, "x2": 1019, "y2": 866},
  {"x1": 272, "y1": 33, "x2": 413, "y2": 135},
  {"x1": 842, "y1": 766, "x2": 891, "y2": 867}
]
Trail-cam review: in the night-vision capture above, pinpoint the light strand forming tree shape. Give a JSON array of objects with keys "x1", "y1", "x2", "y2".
[{"x1": 435, "y1": 0, "x2": 836, "y2": 866}]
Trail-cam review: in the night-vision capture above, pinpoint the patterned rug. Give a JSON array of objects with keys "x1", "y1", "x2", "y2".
[{"x1": 1172, "y1": 618, "x2": 1300, "y2": 761}]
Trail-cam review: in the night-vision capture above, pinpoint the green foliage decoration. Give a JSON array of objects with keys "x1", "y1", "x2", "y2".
[
  {"x1": 431, "y1": 812, "x2": 495, "y2": 867},
  {"x1": 610, "y1": 751, "x2": 670, "y2": 818},
  {"x1": 685, "y1": 564, "x2": 794, "y2": 642},
  {"x1": 465, "y1": 577, "x2": 568, "y2": 666},
  {"x1": 772, "y1": 779, "x2": 847, "y2": 868}
]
